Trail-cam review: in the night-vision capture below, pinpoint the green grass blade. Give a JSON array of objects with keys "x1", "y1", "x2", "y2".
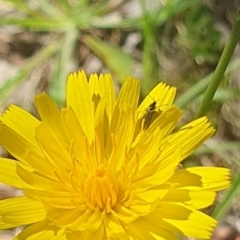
[
  {"x1": 0, "y1": 17, "x2": 71, "y2": 31},
  {"x1": 48, "y1": 29, "x2": 78, "y2": 105},
  {"x1": 82, "y1": 35, "x2": 134, "y2": 83},
  {"x1": 195, "y1": 10, "x2": 240, "y2": 118},
  {"x1": 213, "y1": 174, "x2": 240, "y2": 220},
  {"x1": 33, "y1": 0, "x2": 63, "y2": 18},
  {"x1": 139, "y1": 0, "x2": 162, "y2": 95},
  {"x1": 0, "y1": 39, "x2": 62, "y2": 102}
]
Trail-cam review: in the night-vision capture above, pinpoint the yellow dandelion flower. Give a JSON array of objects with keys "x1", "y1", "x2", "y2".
[{"x1": 0, "y1": 71, "x2": 230, "y2": 240}]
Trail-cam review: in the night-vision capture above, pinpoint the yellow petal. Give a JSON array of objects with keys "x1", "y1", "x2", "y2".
[
  {"x1": 134, "y1": 147, "x2": 181, "y2": 186},
  {"x1": 113, "y1": 203, "x2": 138, "y2": 223},
  {"x1": 0, "y1": 105, "x2": 39, "y2": 146},
  {"x1": 16, "y1": 164, "x2": 62, "y2": 191},
  {"x1": 116, "y1": 76, "x2": 140, "y2": 111},
  {"x1": 132, "y1": 188, "x2": 168, "y2": 203},
  {"x1": 104, "y1": 212, "x2": 126, "y2": 238},
  {"x1": 0, "y1": 158, "x2": 26, "y2": 188},
  {"x1": 35, "y1": 123, "x2": 72, "y2": 172},
  {"x1": 14, "y1": 221, "x2": 65, "y2": 240},
  {"x1": 89, "y1": 73, "x2": 116, "y2": 119},
  {"x1": 66, "y1": 223, "x2": 105, "y2": 240},
  {"x1": 49, "y1": 208, "x2": 87, "y2": 229},
  {"x1": 24, "y1": 188, "x2": 80, "y2": 209},
  {"x1": 61, "y1": 107, "x2": 96, "y2": 173},
  {"x1": 168, "y1": 167, "x2": 230, "y2": 191},
  {"x1": 137, "y1": 82, "x2": 176, "y2": 114},
  {"x1": 132, "y1": 106, "x2": 181, "y2": 151},
  {"x1": 61, "y1": 107, "x2": 87, "y2": 148},
  {"x1": 131, "y1": 107, "x2": 181, "y2": 171},
  {"x1": 129, "y1": 128, "x2": 163, "y2": 174},
  {"x1": 0, "y1": 123, "x2": 54, "y2": 177},
  {"x1": 35, "y1": 92, "x2": 69, "y2": 148},
  {"x1": 128, "y1": 217, "x2": 179, "y2": 240},
  {"x1": 67, "y1": 71, "x2": 94, "y2": 142},
  {"x1": 162, "y1": 189, "x2": 216, "y2": 209},
  {"x1": 145, "y1": 106, "x2": 182, "y2": 138},
  {"x1": 153, "y1": 202, "x2": 216, "y2": 239},
  {"x1": 55, "y1": 208, "x2": 95, "y2": 231},
  {"x1": 108, "y1": 105, "x2": 135, "y2": 171},
  {"x1": 94, "y1": 96, "x2": 110, "y2": 164},
  {"x1": 162, "y1": 117, "x2": 215, "y2": 161},
  {"x1": 0, "y1": 196, "x2": 45, "y2": 229}
]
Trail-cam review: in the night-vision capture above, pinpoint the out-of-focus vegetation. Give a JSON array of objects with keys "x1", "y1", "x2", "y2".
[
  {"x1": 0, "y1": 0, "x2": 227, "y2": 102},
  {"x1": 1, "y1": 0, "x2": 240, "y2": 238}
]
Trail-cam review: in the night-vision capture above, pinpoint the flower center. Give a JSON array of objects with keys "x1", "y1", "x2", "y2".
[{"x1": 83, "y1": 165, "x2": 119, "y2": 213}]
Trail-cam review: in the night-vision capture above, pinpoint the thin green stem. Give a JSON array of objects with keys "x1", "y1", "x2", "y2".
[
  {"x1": 213, "y1": 174, "x2": 240, "y2": 220},
  {"x1": 138, "y1": 0, "x2": 160, "y2": 97},
  {"x1": 175, "y1": 59, "x2": 240, "y2": 108},
  {"x1": 195, "y1": 10, "x2": 240, "y2": 119}
]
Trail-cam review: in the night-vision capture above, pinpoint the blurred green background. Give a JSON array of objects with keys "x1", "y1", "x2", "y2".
[
  {"x1": 0, "y1": 0, "x2": 231, "y2": 103},
  {"x1": 1, "y1": 0, "x2": 240, "y2": 239}
]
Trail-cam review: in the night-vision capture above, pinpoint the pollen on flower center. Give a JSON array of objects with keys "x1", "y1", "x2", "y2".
[{"x1": 83, "y1": 165, "x2": 119, "y2": 213}]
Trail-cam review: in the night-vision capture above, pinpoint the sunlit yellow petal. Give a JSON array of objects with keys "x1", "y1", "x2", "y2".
[
  {"x1": 134, "y1": 147, "x2": 181, "y2": 187},
  {"x1": 128, "y1": 217, "x2": 179, "y2": 240},
  {"x1": 162, "y1": 117, "x2": 215, "y2": 161},
  {"x1": 137, "y1": 82, "x2": 176, "y2": 114},
  {"x1": 0, "y1": 105, "x2": 39, "y2": 146},
  {"x1": 67, "y1": 71, "x2": 94, "y2": 142},
  {"x1": 0, "y1": 123, "x2": 54, "y2": 177},
  {"x1": 16, "y1": 164, "x2": 61, "y2": 190},
  {"x1": 61, "y1": 107, "x2": 87, "y2": 149},
  {"x1": 104, "y1": 212, "x2": 126, "y2": 238},
  {"x1": 0, "y1": 197, "x2": 45, "y2": 229},
  {"x1": 153, "y1": 202, "x2": 216, "y2": 239},
  {"x1": 116, "y1": 76, "x2": 140, "y2": 110},
  {"x1": 89, "y1": 73, "x2": 116, "y2": 119},
  {"x1": 146, "y1": 106, "x2": 182, "y2": 138},
  {"x1": 0, "y1": 158, "x2": 26, "y2": 188},
  {"x1": 168, "y1": 167, "x2": 230, "y2": 191},
  {"x1": 108, "y1": 105, "x2": 135, "y2": 171},
  {"x1": 14, "y1": 221, "x2": 65, "y2": 240},
  {"x1": 66, "y1": 223, "x2": 105, "y2": 240},
  {"x1": 35, "y1": 123, "x2": 72, "y2": 171},
  {"x1": 35, "y1": 92, "x2": 69, "y2": 147},
  {"x1": 162, "y1": 189, "x2": 216, "y2": 209}
]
